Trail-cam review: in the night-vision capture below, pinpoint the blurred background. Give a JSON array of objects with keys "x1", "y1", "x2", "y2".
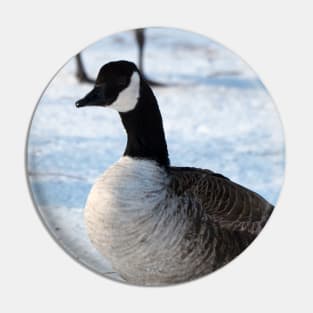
[{"x1": 27, "y1": 27, "x2": 285, "y2": 278}]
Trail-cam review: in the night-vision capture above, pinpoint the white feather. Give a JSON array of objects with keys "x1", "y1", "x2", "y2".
[
  {"x1": 110, "y1": 72, "x2": 140, "y2": 112},
  {"x1": 84, "y1": 156, "x2": 208, "y2": 285},
  {"x1": 84, "y1": 156, "x2": 170, "y2": 255}
]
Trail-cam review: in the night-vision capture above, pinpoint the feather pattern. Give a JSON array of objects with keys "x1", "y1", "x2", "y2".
[
  {"x1": 170, "y1": 166, "x2": 273, "y2": 235},
  {"x1": 85, "y1": 157, "x2": 273, "y2": 286}
]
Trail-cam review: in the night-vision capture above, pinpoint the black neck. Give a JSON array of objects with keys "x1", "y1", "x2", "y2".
[{"x1": 119, "y1": 78, "x2": 170, "y2": 167}]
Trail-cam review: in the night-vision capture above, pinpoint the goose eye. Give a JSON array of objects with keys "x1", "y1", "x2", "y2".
[{"x1": 116, "y1": 77, "x2": 128, "y2": 87}]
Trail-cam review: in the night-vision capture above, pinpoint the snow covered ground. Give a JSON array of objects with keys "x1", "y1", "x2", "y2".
[{"x1": 26, "y1": 28, "x2": 285, "y2": 280}]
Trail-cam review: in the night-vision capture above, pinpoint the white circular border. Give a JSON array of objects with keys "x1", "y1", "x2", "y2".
[{"x1": 1, "y1": 1, "x2": 312, "y2": 312}]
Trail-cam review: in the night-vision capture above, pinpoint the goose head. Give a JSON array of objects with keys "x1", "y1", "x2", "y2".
[
  {"x1": 75, "y1": 60, "x2": 141, "y2": 113},
  {"x1": 76, "y1": 60, "x2": 170, "y2": 167}
]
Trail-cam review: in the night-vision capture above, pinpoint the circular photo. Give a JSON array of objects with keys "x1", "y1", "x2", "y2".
[{"x1": 26, "y1": 27, "x2": 285, "y2": 286}]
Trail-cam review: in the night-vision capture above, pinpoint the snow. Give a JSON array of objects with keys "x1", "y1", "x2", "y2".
[{"x1": 26, "y1": 27, "x2": 285, "y2": 279}]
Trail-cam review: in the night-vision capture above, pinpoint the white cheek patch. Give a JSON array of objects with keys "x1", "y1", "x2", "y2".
[{"x1": 110, "y1": 72, "x2": 140, "y2": 112}]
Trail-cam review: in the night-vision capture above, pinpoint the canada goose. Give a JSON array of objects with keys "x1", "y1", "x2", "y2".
[{"x1": 75, "y1": 60, "x2": 274, "y2": 286}]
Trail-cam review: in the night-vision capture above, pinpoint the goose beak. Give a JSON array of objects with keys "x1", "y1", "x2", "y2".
[{"x1": 76, "y1": 86, "x2": 108, "y2": 108}]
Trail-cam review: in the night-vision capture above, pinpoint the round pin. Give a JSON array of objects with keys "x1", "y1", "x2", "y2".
[{"x1": 26, "y1": 27, "x2": 285, "y2": 286}]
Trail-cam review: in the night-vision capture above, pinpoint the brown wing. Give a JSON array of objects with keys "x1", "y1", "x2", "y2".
[{"x1": 169, "y1": 166, "x2": 274, "y2": 237}]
